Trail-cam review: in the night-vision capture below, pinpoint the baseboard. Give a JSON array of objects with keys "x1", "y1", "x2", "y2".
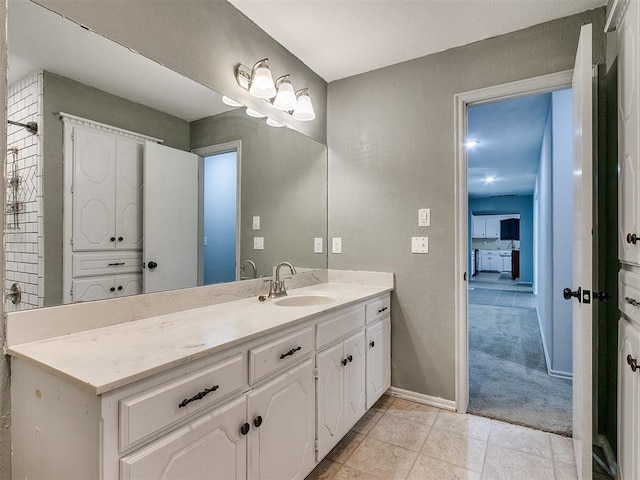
[
  {"x1": 548, "y1": 369, "x2": 572, "y2": 379},
  {"x1": 386, "y1": 387, "x2": 456, "y2": 411},
  {"x1": 535, "y1": 305, "x2": 553, "y2": 375}
]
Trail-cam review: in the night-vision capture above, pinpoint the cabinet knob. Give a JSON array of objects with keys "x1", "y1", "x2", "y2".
[
  {"x1": 240, "y1": 423, "x2": 250, "y2": 435},
  {"x1": 253, "y1": 416, "x2": 263, "y2": 428},
  {"x1": 110, "y1": 287, "x2": 115, "y2": 292},
  {"x1": 117, "y1": 286, "x2": 123, "y2": 291},
  {"x1": 347, "y1": 355, "x2": 353, "y2": 363},
  {"x1": 341, "y1": 358, "x2": 348, "y2": 367},
  {"x1": 147, "y1": 261, "x2": 158, "y2": 270},
  {"x1": 627, "y1": 233, "x2": 638, "y2": 245},
  {"x1": 110, "y1": 237, "x2": 116, "y2": 242},
  {"x1": 628, "y1": 354, "x2": 638, "y2": 372},
  {"x1": 118, "y1": 236, "x2": 123, "y2": 242},
  {"x1": 370, "y1": 341, "x2": 375, "y2": 348}
]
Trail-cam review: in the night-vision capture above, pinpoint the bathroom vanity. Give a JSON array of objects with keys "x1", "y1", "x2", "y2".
[{"x1": 7, "y1": 271, "x2": 392, "y2": 479}]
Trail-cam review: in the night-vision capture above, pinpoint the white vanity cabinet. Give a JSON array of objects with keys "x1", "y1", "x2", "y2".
[
  {"x1": 316, "y1": 305, "x2": 367, "y2": 459},
  {"x1": 618, "y1": 318, "x2": 640, "y2": 480},
  {"x1": 365, "y1": 295, "x2": 391, "y2": 409},
  {"x1": 72, "y1": 273, "x2": 143, "y2": 302}
]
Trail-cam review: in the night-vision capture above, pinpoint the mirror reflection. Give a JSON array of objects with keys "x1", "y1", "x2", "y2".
[{"x1": 5, "y1": 0, "x2": 328, "y2": 310}]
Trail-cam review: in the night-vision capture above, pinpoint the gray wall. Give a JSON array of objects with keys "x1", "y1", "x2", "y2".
[
  {"x1": 42, "y1": 71, "x2": 191, "y2": 306},
  {"x1": 191, "y1": 109, "x2": 327, "y2": 277},
  {"x1": 0, "y1": 0, "x2": 10, "y2": 475},
  {"x1": 327, "y1": 9, "x2": 606, "y2": 400},
  {"x1": 34, "y1": 0, "x2": 327, "y2": 145}
]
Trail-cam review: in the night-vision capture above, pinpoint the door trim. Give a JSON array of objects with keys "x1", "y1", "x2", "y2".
[
  {"x1": 192, "y1": 141, "x2": 242, "y2": 283},
  {"x1": 453, "y1": 70, "x2": 574, "y2": 413}
]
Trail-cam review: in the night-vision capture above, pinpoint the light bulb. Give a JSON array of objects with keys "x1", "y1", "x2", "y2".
[{"x1": 273, "y1": 76, "x2": 297, "y2": 111}]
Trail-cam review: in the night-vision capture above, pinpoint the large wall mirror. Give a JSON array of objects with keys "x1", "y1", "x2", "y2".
[{"x1": 5, "y1": 0, "x2": 328, "y2": 310}]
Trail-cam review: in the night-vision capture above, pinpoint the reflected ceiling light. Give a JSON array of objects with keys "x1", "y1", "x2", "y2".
[
  {"x1": 272, "y1": 75, "x2": 297, "y2": 111},
  {"x1": 292, "y1": 89, "x2": 316, "y2": 121},
  {"x1": 246, "y1": 108, "x2": 266, "y2": 118},
  {"x1": 465, "y1": 140, "x2": 480, "y2": 148},
  {"x1": 266, "y1": 118, "x2": 285, "y2": 128},
  {"x1": 248, "y1": 59, "x2": 276, "y2": 99},
  {"x1": 222, "y1": 95, "x2": 242, "y2": 107},
  {"x1": 484, "y1": 175, "x2": 496, "y2": 183}
]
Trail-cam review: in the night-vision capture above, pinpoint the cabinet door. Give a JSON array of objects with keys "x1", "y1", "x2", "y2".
[
  {"x1": 502, "y1": 256, "x2": 512, "y2": 273},
  {"x1": 343, "y1": 330, "x2": 366, "y2": 431},
  {"x1": 485, "y1": 217, "x2": 501, "y2": 239},
  {"x1": 366, "y1": 317, "x2": 391, "y2": 409},
  {"x1": 490, "y1": 255, "x2": 502, "y2": 272},
  {"x1": 115, "y1": 274, "x2": 143, "y2": 298},
  {"x1": 72, "y1": 126, "x2": 117, "y2": 251},
  {"x1": 619, "y1": 0, "x2": 640, "y2": 266},
  {"x1": 120, "y1": 396, "x2": 247, "y2": 480},
  {"x1": 72, "y1": 276, "x2": 115, "y2": 302},
  {"x1": 247, "y1": 358, "x2": 314, "y2": 480},
  {"x1": 472, "y1": 216, "x2": 485, "y2": 238},
  {"x1": 479, "y1": 254, "x2": 488, "y2": 271},
  {"x1": 116, "y1": 138, "x2": 143, "y2": 250},
  {"x1": 618, "y1": 319, "x2": 639, "y2": 480},
  {"x1": 316, "y1": 342, "x2": 345, "y2": 459}
]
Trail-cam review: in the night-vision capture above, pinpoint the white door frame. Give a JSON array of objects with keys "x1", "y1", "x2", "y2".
[
  {"x1": 453, "y1": 70, "x2": 574, "y2": 413},
  {"x1": 192, "y1": 140, "x2": 242, "y2": 283}
]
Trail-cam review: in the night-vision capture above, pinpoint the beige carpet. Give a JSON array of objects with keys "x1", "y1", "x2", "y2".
[{"x1": 468, "y1": 304, "x2": 572, "y2": 436}]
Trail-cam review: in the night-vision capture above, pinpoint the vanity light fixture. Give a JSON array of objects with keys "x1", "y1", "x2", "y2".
[
  {"x1": 222, "y1": 95, "x2": 243, "y2": 107},
  {"x1": 246, "y1": 108, "x2": 266, "y2": 118},
  {"x1": 272, "y1": 75, "x2": 297, "y2": 111},
  {"x1": 292, "y1": 89, "x2": 316, "y2": 121},
  {"x1": 266, "y1": 118, "x2": 285, "y2": 128},
  {"x1": 248, "y1": 59, "x2": 277, "y2": 99}
]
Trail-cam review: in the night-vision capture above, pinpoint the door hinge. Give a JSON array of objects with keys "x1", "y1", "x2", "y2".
[
  {"x1": 70, "y1": 184, "x2": 74, "y2": 194},
  {"x1": 315, "y1": 440, "x2": 319, "y2": 452},
  {"x1": 71, "y1": 131, "x2": 74, "y2": 141},
  {"x1": 70, "y1": 237, "x2": 74, "y2": 246},
  {"x1": 313, "y1": 368, "x2": 319, "y2": 379}
]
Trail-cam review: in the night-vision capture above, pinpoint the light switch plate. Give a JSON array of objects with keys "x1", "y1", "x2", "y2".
[
  {"x1": 253, "y1": 237, "x2": 264, "y2": 250},
  {"x1": 314, "y1": 238, "x2": 323, "y2": 253},
  {"x1": 252, "y1": 216, "x2": 260, "y2": 230},
  {"x1": 418, "y1": 208, "x2": 431, "y2": 227},
  {"x1": 411, "y1": 236, "x2": 429, "y2": 253},
  {"x1": 332, "y1": 237, "x2": 342, "y2": 254}
]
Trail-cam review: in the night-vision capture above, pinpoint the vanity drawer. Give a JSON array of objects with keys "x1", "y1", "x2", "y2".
[
  {"x1": 119, "y1": 353, "x2": 243, "y2": 451},
  {"x1": 365, "y1": 294, "x2": 390, "y2": 325},
  {"x1": 620, "y1": 269, "x2": 640, "y2": 328},
  {"x1": 249, "y1": 327, "x2": 313, "y2": 384},
  {"x1": 73, "y1": 251, "x2": 142, "y2": 277},
  {"x1": 316, "y1": 305, "x2": 365, "y2": 349}
]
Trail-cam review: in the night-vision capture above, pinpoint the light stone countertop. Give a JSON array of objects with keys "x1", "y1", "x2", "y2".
[{"x1": 7, "y1": 282, "x2": 391, "y2": 395}]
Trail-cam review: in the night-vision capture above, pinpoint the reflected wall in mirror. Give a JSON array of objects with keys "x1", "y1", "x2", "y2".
[{"x1": 5, "y1": 0, "x2": 328, "y2": 310}]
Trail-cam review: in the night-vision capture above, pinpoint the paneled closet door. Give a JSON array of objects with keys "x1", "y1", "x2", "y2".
[
  {"x1": 116, "y1": 138, "x2": 143, "y2": 250},
  {"x1": 618, "y1": 0, "x2": 640, "y2": 266},
  {"x1": 72, "y1": 126, "x2": 117, "y2": 251}
]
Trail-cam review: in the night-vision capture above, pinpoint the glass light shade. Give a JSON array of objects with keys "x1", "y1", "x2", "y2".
[
  {"x1": 266, "y1": 118, "x2": 284, "y2": 128},
  {"x1": 292, "y1": 90, "x2": 316, "y2": 121},
  {"x1": 222, "y1": 95, "x2": 242, "y2": 107},
  {"x1": 273, "y1": 78, "x2": 297, "y2": 111},
  {"x1": 249, "y1": 61, "x2": 276, "y2": 99},
  {"x1": 246, "y1": 108, "x2": 266, "y2": 118}
]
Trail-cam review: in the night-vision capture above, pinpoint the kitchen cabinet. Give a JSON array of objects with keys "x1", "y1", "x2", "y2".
[
  {"x1": 479, "y1": 251, "x2": 502, "y2": 272},
  {"x1": 502, "y1": 256, "x2": 512, "y2": 273},
  {"x1": 472, "y1": 215, "x2": 501, "y2": 239}
]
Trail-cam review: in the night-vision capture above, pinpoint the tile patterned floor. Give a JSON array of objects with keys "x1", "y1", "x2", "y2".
[
  {"x1": 306, "y1": 395, "x2": 579, "y2": 480},
  {"x1": 468, "y1": 287, "x2": 534, "y2": 308}
]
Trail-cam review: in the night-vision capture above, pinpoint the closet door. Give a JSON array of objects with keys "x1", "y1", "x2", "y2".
[
  {"x1": 116, "y1": 138, "x2": 143, "y2": 250},
  {"x1": 72, "y1": 126, "x2": 117, "y2": 251}
]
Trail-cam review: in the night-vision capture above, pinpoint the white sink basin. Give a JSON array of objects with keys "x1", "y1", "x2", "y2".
[{"x1": 273, "y1": 295, "x2": 336, "y2": 307}]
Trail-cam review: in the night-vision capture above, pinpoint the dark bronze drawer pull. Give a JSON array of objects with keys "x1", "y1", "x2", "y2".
[
  {"x1": 178, "y1": 385, "x2": 219, "y2": 408},
  {"x1": 624, "y1": 296, "x2": 639, "y2": 307},
  {"x1": 108, "y1": 262, "x2": 125, "y2": 266},
  {"x1": 377, "y1": 306, "x2": 388, "y2": 313},
  {"x1": 279, "y1": 346, "x2": 302, "y2": 359}
]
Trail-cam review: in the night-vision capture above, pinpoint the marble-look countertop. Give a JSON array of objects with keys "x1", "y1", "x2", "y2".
[{"x1": 8, "y1": 282, "x2": 391, "y2": 395}]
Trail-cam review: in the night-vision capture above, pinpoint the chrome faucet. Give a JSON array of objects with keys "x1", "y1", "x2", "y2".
[
  {"x1": 240, "y1": 259, "x2": 257, "y2": 279},
  {"x1": 266, "y1": 262, "x2": 297, "y2": 298}
]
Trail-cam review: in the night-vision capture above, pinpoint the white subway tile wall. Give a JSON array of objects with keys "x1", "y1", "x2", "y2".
[{"x1": 5, "y1": 71, "x2": 44, "y2": 310}]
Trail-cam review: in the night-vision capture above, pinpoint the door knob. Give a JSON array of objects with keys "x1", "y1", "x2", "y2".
[
  {"x1": 563, "y1": 287, "x2": 581, "y2": 301},
  {"x1": 147, "y1": 261, "x2": 158, "y2": 270},
  {"x1": 593, "y1": 290, "x2": 609, "y2": 303}
]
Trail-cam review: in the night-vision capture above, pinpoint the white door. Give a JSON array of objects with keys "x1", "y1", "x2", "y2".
[
  {"x1": 569, "y1": 23, "x2": 594, "y2": 480},
  {"x1": 144, "y1": 142, "x2": 199, "y2": 293},
  {"x1": 247, "y1": 358, "x2": 315, "y2": 480},
  {"x1": 120, "y1": 396, "x2": 247, "y2": 480}
]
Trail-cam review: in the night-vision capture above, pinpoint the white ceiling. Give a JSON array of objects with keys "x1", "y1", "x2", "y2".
[
  {"x1": 467, "y1": 93, "x2": 555, "y2": 198},
  {"x1": 229, "y1": 0, "x2": 607, "y2": 82}
]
